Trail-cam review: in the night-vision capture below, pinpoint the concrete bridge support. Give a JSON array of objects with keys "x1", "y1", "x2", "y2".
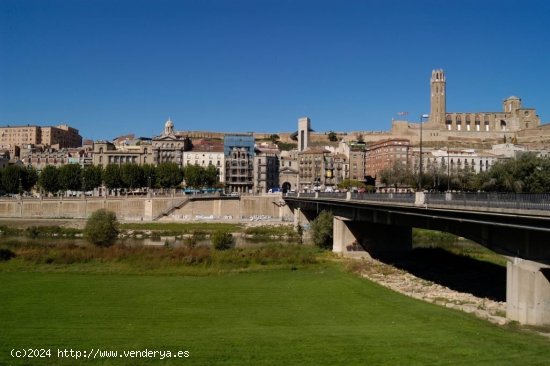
[
  {"x1": 506, "y1": 258, "x2": 550, "y2": 325},
  {"x1": 333, "y1": 217, "x2": 359, "y2": 254},
  {"x1": 293, "y1": 208, "x2": 311, "y2": 229},
  {"x1": 333, "y1": 216, "x2": 412, "y2": 258}
]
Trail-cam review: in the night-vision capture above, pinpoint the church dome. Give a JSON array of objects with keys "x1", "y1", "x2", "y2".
[{"x1": 165, "y1": 118, "x2": 174, "y2": 129}]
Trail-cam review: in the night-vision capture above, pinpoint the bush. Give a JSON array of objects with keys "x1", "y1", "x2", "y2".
[
  {"x1": 24, "y1": 226, "x2": 81, "y2": 238},
  {"x1": 310, "y1": 210, "x2": 334, "y2": 249},
  {"x1": 211, "y1": 231, "x2": 233, "y2": 250},
  {"x1": 84, "y1": 209, "x2": 119, "y2": 247},
  {"x1": 0, "y1": 248, "x2": 15, "y2": 261}
]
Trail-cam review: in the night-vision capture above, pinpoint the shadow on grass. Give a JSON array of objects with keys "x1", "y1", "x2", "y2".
[{"x1": 375, "y1": 247, "x2": 506, "y2": 302}]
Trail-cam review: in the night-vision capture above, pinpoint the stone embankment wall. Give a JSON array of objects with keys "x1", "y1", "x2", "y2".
[
  {"x1": 165, "y1": 195, "x2": 292, "y2": 221},
  {"x1": 0, "y1": 195, "x2": 292, "y2": 222}
]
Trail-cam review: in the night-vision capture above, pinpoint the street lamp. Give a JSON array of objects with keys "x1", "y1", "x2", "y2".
[{"x1": 418, "y1": 114, "x2": 430, "y2": 190}]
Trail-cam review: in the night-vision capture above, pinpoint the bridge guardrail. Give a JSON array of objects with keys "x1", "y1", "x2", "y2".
[
  {"x1": 425, "y1": 193, "x2": 550, "y2": 211},
  {"x1": 351, "y1": 192, "x2": 415, "y2": 204},
  {"x1": 285, "y1": 191, "x2": 550, "y2": 212},
  {"x1": 318, "y1": 192, "x2": 347, "y2": 199}
]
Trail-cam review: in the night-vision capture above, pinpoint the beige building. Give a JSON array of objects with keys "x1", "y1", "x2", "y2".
[
  {"x1": 21, "y1": 146, "x2": 92, "y2": 170},
  {"x1": 348, "y1": 143, "x2": 366, "y2": 181},
  {"x1": 152, "y1": 119, "x2": 192, "y2": 166},
  {"x1": 279, "y1": 150, "x2": 299, "y2": 193},
  {"x1": 254, "y1": 145, "x2": 279, "y2": 194},
  {"x1": 298, "y1": 148, "x2": 335, "y2": 191},
  {"x1": 92, "y1": 140, "x2": 153, "y2": 167},
  {"x1": 0, "y1": 124, "x2": 82, "y2": 149}
]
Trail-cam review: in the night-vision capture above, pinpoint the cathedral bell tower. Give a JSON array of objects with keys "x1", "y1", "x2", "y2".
[{"x1": 430, "y1": 69, "x2": 446, "y2": 126}]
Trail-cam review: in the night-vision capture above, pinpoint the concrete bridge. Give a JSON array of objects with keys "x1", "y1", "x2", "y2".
[{"x1": 284, "y1": 192, "x2": 550, "y2": 326}]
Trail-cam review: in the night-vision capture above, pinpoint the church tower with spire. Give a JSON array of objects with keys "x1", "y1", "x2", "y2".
[{"x1": 430, "y1": 69, "x2": 446, "y2": 126}]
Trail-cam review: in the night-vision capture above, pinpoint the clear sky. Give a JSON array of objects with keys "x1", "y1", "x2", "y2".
[{"x1": 1, "y1": 0, "x2": 549, "y2": 141}]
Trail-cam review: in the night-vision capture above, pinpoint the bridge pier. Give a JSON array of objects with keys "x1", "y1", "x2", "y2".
[
  {"x1": 333, "y1": 216, "x2": 412, "y2": 258},
  {"x1": 293, "y1": 208, "x2": 311, "y2": 229},
  {"x1": 506, "y1": 257, "x2": 550, "y2": 325}
]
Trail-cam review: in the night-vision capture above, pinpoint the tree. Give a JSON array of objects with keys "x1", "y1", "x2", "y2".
[
  {"x1": 121, "y1": 164, "x2": 144, "y2": 191},
  {"x1": 82, "y1": 165, "x2": 103, "y2": 191},
  {"x1": 103, "y1": 164, "x2": 123, "y2": 190},
  {"x1": 58, "y1": 164, "x2": 82, "y2": 192},
  {"x1": 269, "y1": 134, "x2": 280, "y2": 143},
  {"x1": 1, "y1": 165, "x2": 24, "y2": 194},
  {"x1": 337, "y1": 179, "x2": 367, "y2": 191},
  {"x1": 204, "y1": 165, "x2": 219, "y2": 188},
  {"x1": 310, "y1": 210, "x2": 334, "y2": 249},
  {"x1": 38, "y1": 165, "x2": 60, "y2": 194},
  {"x1": 211, "y1": 231, "x2": 233, "y2": 250},
  {"x1": 84, "y1": 209, "x2": 119, "y2": 247},
  {"x1": 157, "y1": 162, "x2": 183, "y2": 189},
  {"x1": 142, "y1": 164, "x2": 157, "y2": 189},
  {"x1": 328, "y1": 131, "x2": 338, "y2": 142},
  {"x1": 379, "y1": 161, "x2": 414, "y2": 190},
  {"x1": 183, "y1": 164, "x2": 204, "y2": 189},
  {"x1": 23, "y1": 166, "x2": 38, "y2": 192}
]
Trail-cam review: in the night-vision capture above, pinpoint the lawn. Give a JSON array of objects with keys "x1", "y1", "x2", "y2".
[{"x1": 1, "y1": 264, "x2": 550, "y2": 365}]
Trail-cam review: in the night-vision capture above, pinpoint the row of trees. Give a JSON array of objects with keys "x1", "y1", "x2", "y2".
[
  {"x1": 0, "y1": 163, "x2": 221, "y2": 195},
  {"x1": 379, "y1": 153, "x2": 550, "y2": 193}
]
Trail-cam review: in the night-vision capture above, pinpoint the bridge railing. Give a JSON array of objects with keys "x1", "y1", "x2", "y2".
[
  {"x1": 285, "y1": 191, "x2": 550, "y2": 212},
  {"x1": 425, "y1": 192, "x2": 550, "y2": 211},
  {"x1": 351, "y1": 192, "x2": 415, "y2": 204},
  {"x1": 318, "y1": 192, "x2": 347, "y2": 199}
]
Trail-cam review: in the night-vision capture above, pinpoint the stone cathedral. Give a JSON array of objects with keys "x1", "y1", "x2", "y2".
[
  {"x1": 427, "y1": 69, "x2": 540, "y2": 133},
  {"x1": 387, "y1": 69, "x2": 547, "y2": 145}
]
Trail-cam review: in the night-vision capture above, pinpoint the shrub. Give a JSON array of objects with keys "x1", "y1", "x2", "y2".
[
  {"x1": 211, "y1": 231, "x2": 233, "y2": 250},
  {"x1": 310, "y1": 210, "x2": 334, "y2": 249},
  {"x1": 26, "y1": 226, "x2": 40, "y2": 238},
  {"x1": 84, "y1": 209, "x2": 119, "y2": 247},
  {"x1": 0, "y1": 248, "x2": 15, "y2": 261}
]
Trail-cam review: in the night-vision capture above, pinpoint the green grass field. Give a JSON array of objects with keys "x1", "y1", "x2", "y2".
[{"x1": 2, "y1": 260, "x2": 550, "y2": 365}]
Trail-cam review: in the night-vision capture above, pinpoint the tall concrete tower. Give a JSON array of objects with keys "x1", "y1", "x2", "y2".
[
  {"x1": 298, "y1": 117, "x2": 311, "y2": 152},
  {"x1": 430, "y1": 69, "x2": 446, "y2": 126}
]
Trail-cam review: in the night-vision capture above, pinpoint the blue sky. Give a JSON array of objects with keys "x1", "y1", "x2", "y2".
[{"x1": 1, "y1": 0, "x2": 549, "y2": 141}]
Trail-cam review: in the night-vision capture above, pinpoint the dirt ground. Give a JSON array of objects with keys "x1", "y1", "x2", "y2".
[{"x1": 0, "y1": 218, "x2": 87, "y2": 229}]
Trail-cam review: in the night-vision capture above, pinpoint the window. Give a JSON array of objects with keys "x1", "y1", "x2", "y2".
[{"x1": 500, "y1": 120, "x2": 507, "y2": 131}]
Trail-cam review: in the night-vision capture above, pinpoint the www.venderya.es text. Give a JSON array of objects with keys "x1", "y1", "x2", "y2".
[{"x1": 11, "y1": 348, "x2": 190, "y2": 360}]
